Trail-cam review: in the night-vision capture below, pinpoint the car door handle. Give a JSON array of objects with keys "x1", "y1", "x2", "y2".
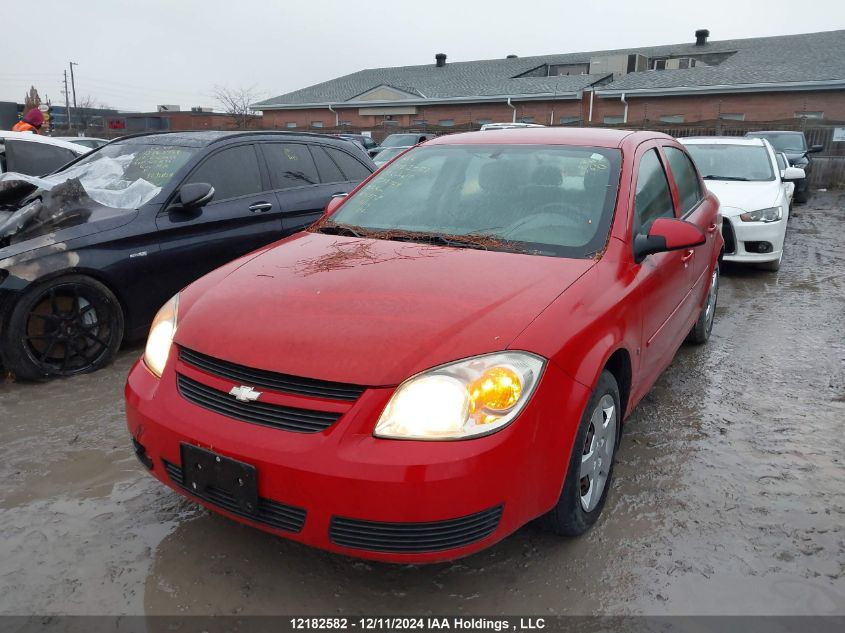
[
  {"x1": 681, "y1": 249, "x2": 695, "y2": 263},
  {"x1": 706, "y1": 224, "x2": 718, "y2": 233},
  {"x1": 248, "y1": 202, "x2": 273, "y2": 213}
]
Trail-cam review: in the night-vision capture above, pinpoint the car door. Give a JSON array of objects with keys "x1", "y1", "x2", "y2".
[
  {"x1": 631, "y1": 146, "x2": 695, "y2": 383},
  {"x1": 154, "y1": 142, "x2": 282, "y2": 294},
  {"x1": 661, "y1": 144, "x2": 718, "y2": 303}
]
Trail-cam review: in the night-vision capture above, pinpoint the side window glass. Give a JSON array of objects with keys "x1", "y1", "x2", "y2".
[
  {"x1": 6, "y1": 141, "x2": 76, "y2": 176},
  {"x1": 186, "y1": 145, "x2": 262, "y2": 202},
  {"x1": 664, "y1": 147, "x2": 702, "y2": 215},
  {"x1": 634, "y1": 149, "x2": 675, "y2": 236},
  {"x1": 776, "y1": 153, "x2": 786, "y2": 171},
  {"x1": 325, "y1": 147, "x2": 372, "y2": 181},
  {"x1": 311, "y1": 146, "x2": 345, "y2": 183},
  {"x1": 263, "y1": 143, "x2": 319, "y2": 189}
]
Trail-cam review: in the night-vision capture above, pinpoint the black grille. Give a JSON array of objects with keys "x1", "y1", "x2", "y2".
[
  {"x1": 329, "y1": 506, "x2": 503, "y2": 553},
  {"x1": 177, "y1": 374, "x2": 340, "y2": 433},
  {"x1": 722, "y1": 218, "x2": 736, "y2": 254},
  {"x1": 180, "y1": 347, "x2": 366, "y2": 401},
  {"x1": 163, "y1": 460, "x2": 306, "y2": 533}
]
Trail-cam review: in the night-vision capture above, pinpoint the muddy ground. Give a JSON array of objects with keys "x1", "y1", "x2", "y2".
[{"x1": 1, "y1": 192, "x2": 843, "y2": 616}]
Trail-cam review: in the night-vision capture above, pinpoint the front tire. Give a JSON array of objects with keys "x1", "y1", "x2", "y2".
[
  {"x1": 2, "y1": 275, "x2": 124, "y2": 380},
  {"x1": 687, "y1": 263, "x2": 719, "y2": 344},
  {"x1": 542, "y1": 370, "x2": 620, "y2": 536}
]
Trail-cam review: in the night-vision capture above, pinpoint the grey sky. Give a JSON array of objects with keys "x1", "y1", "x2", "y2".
[{"x1": 1, "y1": 0, "x2": 842, "y2": 112}]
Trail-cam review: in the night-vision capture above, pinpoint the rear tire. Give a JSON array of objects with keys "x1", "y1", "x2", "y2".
[
  {"x1": 687, "y1": 263, "x2": 719, "y2": 344},
  {"x1": 2, "y1": 275, "x2": 124, "y2": 380},
  {"x1": 542, "y1": 370, "x2": 620, "y2": 536}
]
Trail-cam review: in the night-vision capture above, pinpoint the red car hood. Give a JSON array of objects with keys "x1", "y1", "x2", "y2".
[{"x1": 176, "y1": 233, "x2": 594, "y2": 386}]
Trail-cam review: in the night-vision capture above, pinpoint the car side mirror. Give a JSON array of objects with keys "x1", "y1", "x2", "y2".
[
  {"x1": 783, "y1": 166, "x2": 805, "y2": 181},
  {"x1": 808, "y1": 144, "x2": 824, "y2": 153},
  {"x1": 323, "y1": 193, "x2": 347, "y2": 216},
  {"x1": 178, "y1": 182, "x2": 215, "y2": 209},
  {"x1": 633, "y1": 217, "x2": 706, "y2": 263}
]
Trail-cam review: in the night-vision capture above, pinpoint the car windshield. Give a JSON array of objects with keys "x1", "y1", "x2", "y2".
[
  {"x1": 318, "y1": 144, "x2": 622, "y2": 259},
  {"x1": 374, "y1": 148, "x2": 405, "y2": 163},
  {"x1": 748, "y1": 133, "x2": 806, "y2": 153},
  {"x1": 684, "y1": 144, "x2": 775, "y2": 182},
  {"x1": 381, "y1": 134, "x2": 420, "y2": 148},
  {"x1": 41, "y1": 142, "x2": 197, "y2": 208}
]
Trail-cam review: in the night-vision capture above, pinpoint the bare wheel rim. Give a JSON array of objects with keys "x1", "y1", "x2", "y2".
[
  {"x1": 704, "y1": 265, "x2": 719, "y2": 333},
  {"x1": 22, "y1": 283, "x2": 116, "y2": 375},
  {"x1": 580, "y1": 393, "x2": 617, "y2": 512}
]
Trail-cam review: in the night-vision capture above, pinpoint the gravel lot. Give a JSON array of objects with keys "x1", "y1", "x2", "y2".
[{"x1": 1, "y1": 192, "x2": 843, "y2": 616}]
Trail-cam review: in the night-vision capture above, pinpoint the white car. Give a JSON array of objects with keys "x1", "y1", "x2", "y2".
[
  {"x1": 0, "y1": 131, "x2": 89, "y2": 177},
  {"x1": 680, "y1": 136, "x2": 804, "y2": 271},
  {"x1": 480, "y1": 122, "x2": 546, "y2": 131},
  {"x1": 56, "y1": 136, "x2": 109, "y2": 150}
]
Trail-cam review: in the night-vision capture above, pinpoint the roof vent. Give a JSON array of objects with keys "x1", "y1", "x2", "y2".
[
  {"x1": 435, "y1": 53, "x2": 447, "y2": 67},
  {"x1": 506, "y1": 54, "x2": 518, "y2": 59},
  {"x1": 695, "y1": 29, "x2": 710, "y2": 46}
]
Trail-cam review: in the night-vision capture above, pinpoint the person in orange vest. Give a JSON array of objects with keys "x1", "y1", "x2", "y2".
[{"x1": 12, "y1": 108, "x2": 44, "y2": 134}]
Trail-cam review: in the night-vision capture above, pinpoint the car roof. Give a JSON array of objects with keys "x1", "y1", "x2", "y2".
[
  {"x1": 426, "y1": 127, "x2": 663, "y2": 148},
  {"x1": 0, "y1": 131, "x2": 89, "y2": 153},
  {"x1": 109, "y1": 130, "x2": 358, "y2": 148},
  {"x1": 746, "y1": 130, "x2": 804, "y2": 135},
  {"x1": 680, "y1": 136, "x2": 767, "y2": 147}
]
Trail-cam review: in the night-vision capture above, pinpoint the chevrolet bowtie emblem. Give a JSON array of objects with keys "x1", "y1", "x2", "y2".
[{"x1": 228, "y1": 385, "x2": 262, "y2": 402}]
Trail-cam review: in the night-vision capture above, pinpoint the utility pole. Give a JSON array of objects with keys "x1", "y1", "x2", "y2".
[
  {"x1": 69, "y1": 62, "x2": 78, "y2": 130},
  {"x1": 63, "y1": 70, "x2": 70, "y2": 129}
]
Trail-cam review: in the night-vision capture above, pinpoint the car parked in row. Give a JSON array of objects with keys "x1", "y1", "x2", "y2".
[
  {"x1": 1, "y1": 131, "x2": 89, "y2": 177},
  {"x1": 680, "y1": 136, "x2": 803, "y2": 271},
  {"x1": 56, "y1": 136, "x2": 110, "y2": 150},
  {"x1": 745, "y1": 130, "x2": 822, "y2": 203},
  {"x1": 126, "y1": 127, "x2": 722, "y2": 563},
  {"x1": 336, "y1": 133, "x2": 379, "y2": 156},
  {"x1": 0, "y1": 131, "x2": 375, "y2": 379},
  {"x1": 372, "y1": 132, "x2": 436, "y2": 156}
]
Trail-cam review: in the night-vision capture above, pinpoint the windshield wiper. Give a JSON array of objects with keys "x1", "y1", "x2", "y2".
[{"x1": 702, "y1": 175, "x2": 750, "y2": 181}]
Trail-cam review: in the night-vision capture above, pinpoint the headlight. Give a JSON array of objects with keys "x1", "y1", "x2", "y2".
[
  {"x1": 740, "y1": 207, "x2": 781, "y2": 223},
  {"x1": 143, "y1": 294, "x2": 179, "y2": 377},
  {"x1": 374, "y1": 352, "x2": 545, "y2": 440}
]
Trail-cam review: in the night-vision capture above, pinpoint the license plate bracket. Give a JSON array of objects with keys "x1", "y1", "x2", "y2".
[{"x1": 180, "y1": 443, "x2": 259, "y2": 516}]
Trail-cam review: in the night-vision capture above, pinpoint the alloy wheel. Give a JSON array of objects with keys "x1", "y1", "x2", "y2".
[{"x1": 579, "y1": 394, "x2": 617, "y2": 512}]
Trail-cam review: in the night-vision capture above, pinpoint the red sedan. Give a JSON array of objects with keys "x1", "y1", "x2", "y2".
[{"x1": 126, "y1": 128, "x2": 722, "y2": 563}]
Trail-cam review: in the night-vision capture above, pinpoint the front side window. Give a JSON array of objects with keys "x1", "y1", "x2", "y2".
[
  {"x1": 684, "y1": 144, "x2": 775, "y2": 182},
  {"x1": 664, "y1": 147, "x2": 702, "y2": 214},
  {"x1": 263, "y1": 143, "x2": 319, "y2": 189},
  {"x1": 186, "y1": 144, "x2": 262, "y2": 201},
  {"x1": 321, "y1": 144, "x2": 622, "y2": 259},
  {"x1": 746, "y1": 133, "x2": 806, "y2": 153},
  {"x1": 634, "y1": 149, "x2": 675, "y2": 236},
  {"x1": 5, "y1": 141, "x2": 77, "y2": 176}
]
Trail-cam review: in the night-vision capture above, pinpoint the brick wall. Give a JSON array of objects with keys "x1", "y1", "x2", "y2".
[{"x1": 261, "y1": 89, "x2": 845, "y2": 131}]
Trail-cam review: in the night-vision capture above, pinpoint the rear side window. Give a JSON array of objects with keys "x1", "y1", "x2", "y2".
[
  {"x1": 311, "y1": 146, "x2": 345, "y2": 183},
  {"x1": 5, "y1": 140, "x2": 77, "y2": 176},
  {"x1": 186, "y1": 144, "x2": 262, "y2": 201},
  {"x1": 634, "y1": 149, "x2": 675, "y2": 236},
  {"x1": 324, "y1": 147, "x2": 371, "y2": 181},
  {"x1": 263, "y1": 143, "x2": 319, "y2": 189},
  {"x1": 664, "y1": 147, "x2": 702, "y2": 215}
]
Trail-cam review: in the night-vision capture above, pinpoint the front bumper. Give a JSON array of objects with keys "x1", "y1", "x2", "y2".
[
  {"x1": 722, "y1": 216, "x2": 787, "y2": 264},
  {"x1": 125, "y1": 348, "x2": 590, "y2": 563}
]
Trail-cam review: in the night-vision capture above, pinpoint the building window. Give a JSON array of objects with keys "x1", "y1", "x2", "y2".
[
  {"x1": 559, "y1": 116, "x2": 580, "y2": 125},
  {"x1": 338, "y1": 120, "x2": 351, "y2": 127},
  {"x1": 311, "y1": 121, "x2": 324, "y2": 128},
  {"x1": 795, "y1": 111, "x2": 824, "y2": 119},
  {"x1": 285, "y1": 122, "x2": 297, "y2": 129},
  {"x1": 652, "y1": 58, "x2": 667, "y2": 70},
  {"x1": 603, "y1": 115, "x2": 624, "y2": 125},
  {"x1": 438, "y1": 119, "x2": 455, "y2": 127},
  {"x1": 519, "y1": 116, "x2": 535, "y2": 124},
  {"x1": 477, "y1": 119, "x2": 493, "y2": 125},
  {"x1": 659, "y1": 114, "x2": 685, "y2": 124},
  {"x1": 413, "y1": 119, "x2": 428, "y2": 127},
  {"x1": 719, "y1": 113, "x2": 745, "y2": 121}
]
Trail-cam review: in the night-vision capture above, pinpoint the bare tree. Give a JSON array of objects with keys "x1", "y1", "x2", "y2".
[
  {"x1": 212, "y1": 85, "x2": 263, "y2": 129},
  {"x1": 23, "y1": 86, "x2": 41, "y2": 113}
]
